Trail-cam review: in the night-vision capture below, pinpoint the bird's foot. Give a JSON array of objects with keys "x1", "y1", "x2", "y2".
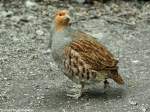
[
  {"x1": 103, "y1": 80, "x2": 110, "y2": 93},
  {"x1": 67, "y1": 92, "x2": 82, "y2": 99},
  {"x1": 67, "y1": 84, "x2": 83, "y2": 99},
  {"x1": 104, "y1": 80, "x2": 110, "y2": 89}
]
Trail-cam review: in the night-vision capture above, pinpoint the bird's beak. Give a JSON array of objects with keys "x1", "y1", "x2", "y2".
[{"x1": 64, "y1": 15, "x2": 71, "y2": 23}]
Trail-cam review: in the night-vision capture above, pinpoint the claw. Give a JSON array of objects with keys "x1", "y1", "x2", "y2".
[
  {"x1": 67, "y1": 92, "x2": 82, "y2": 99},
  {"x1": 67, "y1": 83, "x2": 84, "y2": 99}
]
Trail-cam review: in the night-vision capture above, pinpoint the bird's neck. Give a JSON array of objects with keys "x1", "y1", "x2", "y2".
[
  {"x1": 55, "y1": 23, "x2": 70, "y2": 32},
  {"x1": 51, "y1": 23, "x2": 73, "y2": 50}
]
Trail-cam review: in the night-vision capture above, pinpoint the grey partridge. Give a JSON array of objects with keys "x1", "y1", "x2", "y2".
[{"x1": 49, "y1": 10, "x2": 124, "y2": 99}]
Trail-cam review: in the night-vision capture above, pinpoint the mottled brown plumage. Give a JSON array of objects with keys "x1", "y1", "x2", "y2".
[
  {"x1": 49, "y1": 10, "x2": 124, "y2": 98},
  {"x1": 64, "y1": 31, "x2": 124, "y2": 84}
]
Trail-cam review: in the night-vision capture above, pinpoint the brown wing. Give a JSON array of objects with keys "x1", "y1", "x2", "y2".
[{"x1": 68, "y1": 31, "x2": 118, "y2": 71}]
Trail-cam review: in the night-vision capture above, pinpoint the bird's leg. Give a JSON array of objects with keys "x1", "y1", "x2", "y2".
[
  {"x1": 67, "y1": 83, "x2": 84, "y2": 99},
  {"x1": 104, "y1": 79, "x2": 110, "y2": 89}
]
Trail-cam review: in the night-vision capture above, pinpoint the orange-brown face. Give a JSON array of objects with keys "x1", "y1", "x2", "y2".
[{"x1": 54, "y1": 10, "x2": 70, "y2": 27}]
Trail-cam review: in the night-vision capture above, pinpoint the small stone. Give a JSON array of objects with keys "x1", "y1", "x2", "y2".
[
  {"x1": 11, "y1": 16, "x2": 22, "y2": 22},
  {"x1": 50, "y1": 62, "x2": 57, "y2": 68},
  {"x1": 37, "y1": 97, "x2": 40, "y2": 99},
  {"x1": 27, "y1": 15, "x2": 36, "y2": 21},
  {"x1": 24, "y1": 94, "x2": 29, "y2": 96},
  {"x1": 75, "y1": 0, "x2": 85, "y2": 4},
  {"x1": 20, "y1": 17, "x2": 29, "y2": 23},
  {"x1": 30, "y1": 54, "x2": 38, "y2": 60},
  {"x1": 141, "y1": 107, "x2": 147, "y2": 112},
  {"x1": 62, "y1": 109, "x2": 66, "y2": 112},
  {"x1": 132, "y1": 60, "x2": 140, "y2": 64},
  {"x1": 44, "y1": 49, "x2": 51, "y2": 54},
  {"x1": 129, "y1": 99, "x2": 137, "y2": 106},
  {"x1": 1, "y1": 11, "x2": 13, "y2": 17},
  {"x1": 4, "y1": 77, "x2": 7, "y2": 80},
  {"x1": 36, "y1": 30, "x2": 44, "y2": 36},
  {"x1": 25, "y1": 0, "x2": 38, "y2": 9},
  {"x1": 111, "y1": 3, "x2": 120, "y2": 13},
  {"x1": 141, "y1": 105, "x2": 148, "y2": 112}
]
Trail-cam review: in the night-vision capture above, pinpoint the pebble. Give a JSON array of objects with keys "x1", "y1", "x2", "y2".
[
  {"x1": 132, "y1": 60, "x2": 140, "y2": 64},
  {"x1": 27, "y1": 15, "x2": 36, "y2": 21},
  {"x1": 11, "y1": 16, "x2": 22, "y2": 22},
  {"x1": 1, "y1": 11, "x2": 13, "y2": 17},
  {"x1": 36, "y1": 30, "x2": 44, "y2": 36},
  {"x1": 3, "y1": 77, "x2": 7, "y2": 80},
  {"x1": 62, "y1": 109, "x2": 66, "y2": 112},
  {"x1": 111, "y1": 3, "x2": 120, "y2": 13},
  {"x1": 140, "y1": 104, "x2": 148, "y2": 112},
  {"x1": 50, "y1": 62, "x2": 58, "y2": 69},
  {"x1": 129, "y1": 99, "x2": 137, "y2": 106},
  {"x1": 75, "y1": 0, "x2": 85, "y2": 4},
  {"x1": 141, "y1": 107, "x2": 147, "y2": 112},
  {"x1": 25, "y1": 0, "x2": 38, "y2": 9}
]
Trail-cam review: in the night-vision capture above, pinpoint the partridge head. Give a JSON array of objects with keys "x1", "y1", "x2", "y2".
[
  {"x1": 49, "y1": 9, "x2": 125, "y2": 99},
  {"x1": 54, "y1": 10, "x2": 71, "y2": 32}
]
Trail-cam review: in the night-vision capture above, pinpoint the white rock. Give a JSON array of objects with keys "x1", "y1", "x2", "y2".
[
  {"x1": 1, "y1": 11, "x2": 13, "y2": 17},
  {"x1": 129, "y1": 99, "x2": 137, "y2": 106},
  {"x1": 4, "y1": 77, "x2": 7, "y2": 80},
  {"x1": 50, "y1": 62, "x2": 59, "y2": 71},
  {"x1": 42, "y1": 49, "x2": 51, "y2": 55},
  {"x1": 27, "y1": 15, "x2": 36, "y2": 21},
  {"x1": 75, "y1": 0, "x2": 85, "y2": 3},
  {"x1": 132, "y1": 60, "x2": 140, "y2": 64},
  {"x1": 36, "y1": 30, "x2": 44, "y2": 36},
  {"x1": 11, "y1": 16, "x2": 22, "y2": 22},
  {"x1": 25, "y1": 0, "x2": 37, "y2": 8},
  {"x1": 141, "y1": 105, "x2": 147, "y2": 112}
]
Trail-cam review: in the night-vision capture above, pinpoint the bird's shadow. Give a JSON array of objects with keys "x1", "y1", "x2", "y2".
[
  {"x1": 41, "y1": 86, "x2": 127, "y2": 110},
  {"x1": 81, "y1": 87, "x2": 126, "y2": 100}
]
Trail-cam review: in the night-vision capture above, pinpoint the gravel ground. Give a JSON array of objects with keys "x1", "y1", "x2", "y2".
[{"x1": 0, "y1": 0, "x2": 150, "y2": 112}]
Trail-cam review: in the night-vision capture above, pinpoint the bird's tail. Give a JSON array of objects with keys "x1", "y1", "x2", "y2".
[{"x1": 109, "y1": 69, "x2": 124, "y2": 85}]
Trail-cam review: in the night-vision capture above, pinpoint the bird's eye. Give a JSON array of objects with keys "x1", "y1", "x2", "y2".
[
  {"x1": 59, "y1": 13, "x2": 63, "y2": 16},
  {"x1": 59, "y1": 12, "x2": 65, "y2": 16}
]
